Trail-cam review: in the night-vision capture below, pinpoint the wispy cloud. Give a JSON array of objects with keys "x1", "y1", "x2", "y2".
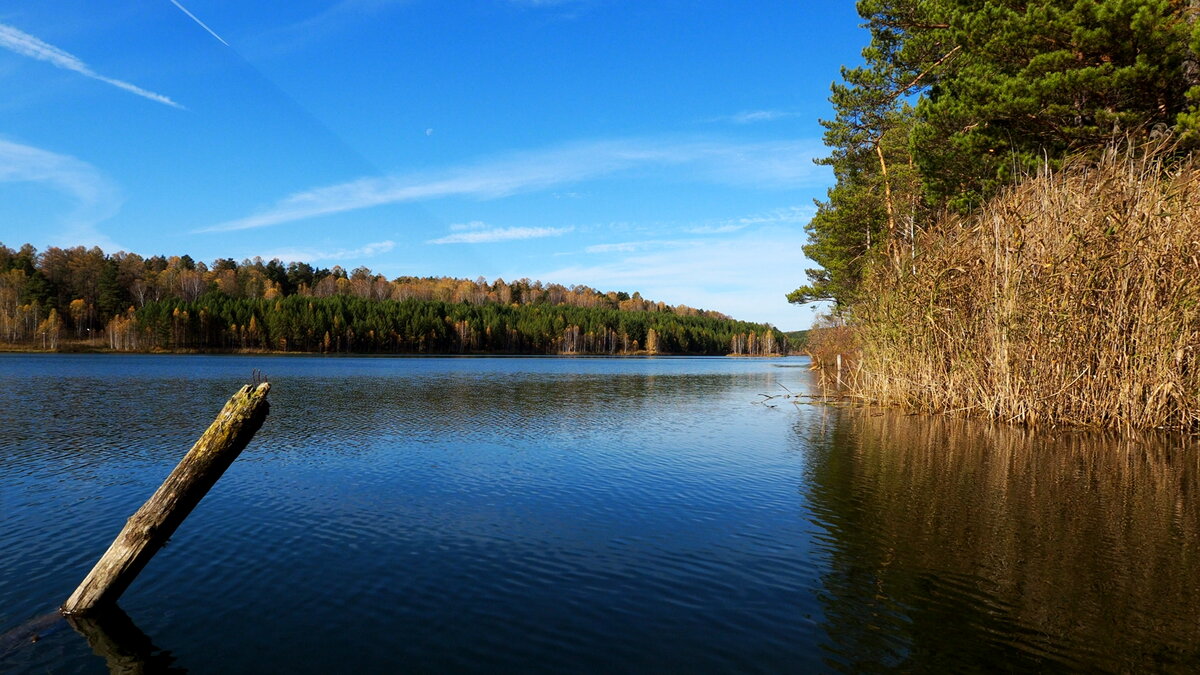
[
  {"x1": 169, "y1": 0, "x2": 229, "y2": 47},
  {"x1": 685, "y1": 224, "x2": 746, "y2": 235},
  {"x1": 262, "y1": 240, "x2": 395, "y2": 262},
  {"x1": 584, "y1": 240, "x2": 683, "y2": 254},
  {"x1": 534, "y1": 226, "x2": 823, "y2": 329},
  {"x1": 429, "y1": 225, "x2": 573, "y2": 244},
  {"x1": 448, "y1": 220, "x2": 489, "y2": 232},
  {"x1": 710, "y1": 110, "x2": 801, "y2": 125},
  {"x1": 685, "y1": 205, "x2": 815, "y2": 234},
  {"x1": 506, "y1": 0, "x2": 593, "y2": 12},
  {"x1": 0, "y1": 22, "x2": 183, "y2": 108},
  {"x1": 0, "y1": 138, "x2": 122, "y2": 249},
  {"x1": 202, "y1": 137, "x2": 826, "y2": 232},
  {"x1": 545, "y1": 208, "x2": 823, "y2": 326},
  {"x1": 248, "y1": 0, "x2": 411, "y2": 56}
]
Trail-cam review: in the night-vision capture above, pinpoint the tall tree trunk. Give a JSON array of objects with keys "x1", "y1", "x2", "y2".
[{"x1": 875, "y1": 142, "x2": 898, "y2": 268}]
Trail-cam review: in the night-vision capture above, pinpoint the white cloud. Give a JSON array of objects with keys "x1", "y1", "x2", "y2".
[
  {"x1": 0, "y1": 138, "x2": 122, "y2": 249},
  {"x1": 0, "y1": 22, "x2": 183, "y2": 108},
  {"x1": 685, "y1": 205, "x2": 815, "y2": 234},
  {"x1": 263, "y1": 240, "x2": 395, "y2": 262},
  {"x1": 685, "y1": 224, "x2": 747, "y2": 235},
  {"x1": 720, "y1": 110, "x2": 801, "y2": 124},
  {"x1": 247, "y1": 0, "x2": 412, "y2": 56},
  {"x1": 448, "y1": 220, "x2": 488, "y2": 232},
  {"x1": 201, "y1": 137, "x2": 826, "y2": 232},
  {"x1": 531, "y1": 226, "x2": 823, "y2": 330},
  {"x1": 349, "y1": 240, "x2": 395, "y2": 256},
  {"x1": 584, "y1": 240, "x2": 683, "y2": 254},
  {"x1": 429, "y1": 226, "x2": 573, "y2": 245}
]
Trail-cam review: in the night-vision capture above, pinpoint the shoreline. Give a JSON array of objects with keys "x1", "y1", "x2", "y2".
[{"x1": 0, "y1": 343, "x2": 793, "y2": 358}]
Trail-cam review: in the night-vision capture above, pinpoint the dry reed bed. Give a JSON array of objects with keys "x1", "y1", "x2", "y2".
[{"x1": 850, "y1": 149, "x2": 1200, "y2": 430}]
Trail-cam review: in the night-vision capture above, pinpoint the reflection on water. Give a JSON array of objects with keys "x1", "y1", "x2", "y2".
[
  {"x1": 799, "y1": 408, "x2": 1200, "y2": 672},
  {"x1": 67, "y1": 606, "x2": 183, "y2": 674},
  {"x1": 3, "y1": 354, "x2": 1199, "y2": 672},
  {"x1": 3, "y1": 607, "x2": 183, "y2": 674},
  {"x1": 1, "y1": 355, "x2": 821, "y2": 673}
]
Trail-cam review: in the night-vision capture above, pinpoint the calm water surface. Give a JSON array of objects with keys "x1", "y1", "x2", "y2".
[{"x1": 1, "y1": 354, "x2": 1197, "y2": 673}]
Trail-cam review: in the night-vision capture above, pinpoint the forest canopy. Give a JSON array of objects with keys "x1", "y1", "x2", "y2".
[{"x1": 0, "y1": 242, "x2": 787, "y2": 356}]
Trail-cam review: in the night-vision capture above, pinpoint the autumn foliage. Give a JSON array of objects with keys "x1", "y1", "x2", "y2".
[{"x1": 0, "y1": 245, "x2": 788, "y2": 356}]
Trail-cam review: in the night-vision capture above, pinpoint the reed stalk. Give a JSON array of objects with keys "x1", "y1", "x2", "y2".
[{"x1": 844, "y1": 145, "x2": 1200, "y2": 430}]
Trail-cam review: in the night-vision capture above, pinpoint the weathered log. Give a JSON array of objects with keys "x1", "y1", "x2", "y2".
[{"x1": 61, "y1": 383, "x2": 271, "y2": 615}]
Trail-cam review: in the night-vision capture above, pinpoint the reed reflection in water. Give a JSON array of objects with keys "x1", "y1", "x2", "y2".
[{"x1": 798, "y1": 408, "x2": 1200, "y2": 672}]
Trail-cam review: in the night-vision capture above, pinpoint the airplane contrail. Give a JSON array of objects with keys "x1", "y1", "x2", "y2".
[
  {"x1": 169, "y1": 0, "x2": 229, "y2": 47},
  {"x1": 0, "y1": 22, "x2": 182, "y2": 108}
]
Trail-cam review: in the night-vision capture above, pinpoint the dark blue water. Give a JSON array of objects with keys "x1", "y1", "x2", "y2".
[{"x1": 2, "y1": 354, "x2": 1198, "y2": 673}]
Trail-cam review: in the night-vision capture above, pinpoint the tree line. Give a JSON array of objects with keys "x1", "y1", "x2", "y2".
[
  {"x1": 791, "y1": 0, "x2": 1200, "y2": 307},
  {"x1": 0, "y1": 243, "x2": 787, "y2": 355}
]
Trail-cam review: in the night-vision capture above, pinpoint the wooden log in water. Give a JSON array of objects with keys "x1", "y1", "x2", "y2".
[{"x1": 61, "y1": 383, "x2": 271, "y2": 616}]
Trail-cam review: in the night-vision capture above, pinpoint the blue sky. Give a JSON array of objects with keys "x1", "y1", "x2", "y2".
[{"x1": 0, "y1": 1, "x2": 864, "y2": 330}]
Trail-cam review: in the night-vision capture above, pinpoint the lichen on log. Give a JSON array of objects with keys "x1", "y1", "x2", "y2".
[{"x1": 61, "y1": 382, "x2": 271, "y2": 615}]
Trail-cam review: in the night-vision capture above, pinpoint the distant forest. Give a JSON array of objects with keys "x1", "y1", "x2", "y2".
[{"x1": 0, "y1": 243, "x2": 788, "y2": 356}]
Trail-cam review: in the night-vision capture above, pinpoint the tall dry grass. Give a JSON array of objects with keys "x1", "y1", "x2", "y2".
[
  {"x1": 849, "y1": 146, "x2": 1200, "y2": 430},
  {"x1": 804, "y1": 313, "x2": 855, "y2": 364}
]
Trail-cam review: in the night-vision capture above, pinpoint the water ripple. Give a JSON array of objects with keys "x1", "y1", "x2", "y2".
[{"x1": 3, "y1": 355, "x2": 1198, "y2": 672}]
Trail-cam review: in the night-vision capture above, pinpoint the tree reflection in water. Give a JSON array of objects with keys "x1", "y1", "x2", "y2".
[{"x1": 797, "y1": 407, "x2": 1200, "y2": 672}]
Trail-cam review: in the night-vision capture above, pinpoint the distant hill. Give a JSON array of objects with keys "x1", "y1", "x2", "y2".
[{"x1": 0, "y1": 242, "x2": 789, "y2": 356}]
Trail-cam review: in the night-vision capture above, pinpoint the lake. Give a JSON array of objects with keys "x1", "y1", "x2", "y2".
[{"x1": 1, "y1": 354, "x2": 1198, "y2": 673}]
